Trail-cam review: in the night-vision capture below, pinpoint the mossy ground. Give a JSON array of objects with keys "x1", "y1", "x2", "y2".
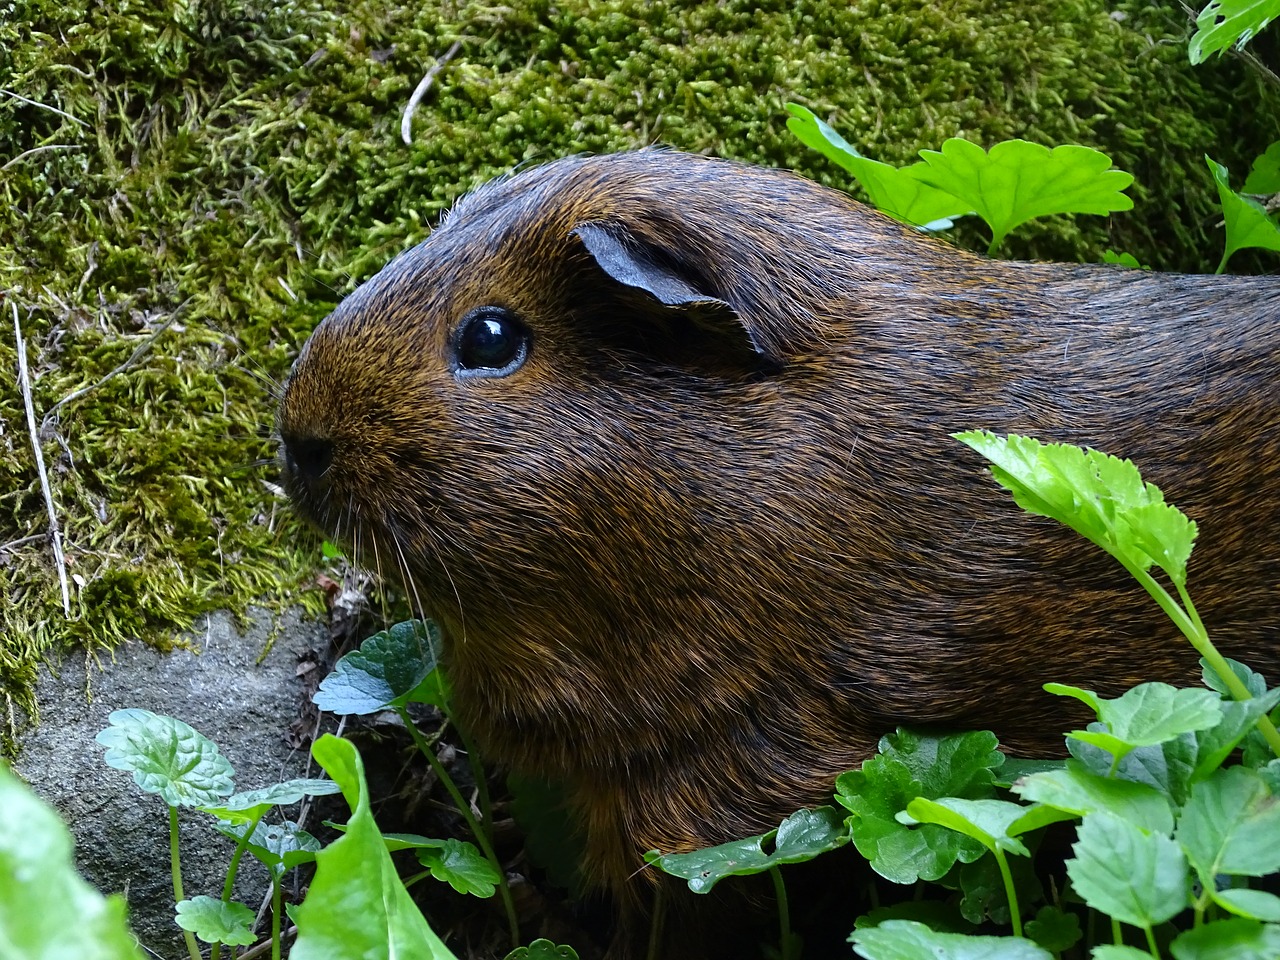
[{"x1": 1, "y1": 0, "x2": 1277, "y2": 738}]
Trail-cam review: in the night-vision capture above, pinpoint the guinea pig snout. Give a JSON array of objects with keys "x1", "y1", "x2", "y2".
[{"x1": 280, "y1": 432, "x2": 334, "y2": 488}]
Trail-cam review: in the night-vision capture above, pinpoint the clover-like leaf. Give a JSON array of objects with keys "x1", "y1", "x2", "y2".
[
  {"x1": 836, "y1": 730, "x2": 1002, "y2": 884},
  {"x1": 1176, "y1": 767, "x2": 1280, "y2": 884},
  {"x1": 955, "y1": 433, "x2": 1197, "y2": 588},
  {"x1": 503, "y1": 941, "x2": 580, "y2": 960},
  {"x1": 95, "y1": 709, "x2": 235, "y2": 807},
  {"x1": 200, "y1": 778, "x2": 341, "y2": 823},
  {"x1": 1066, "y1": 812, "x2": 1189, "y2": 927},
  {"x1": 849, "y1": 919, "x2": 1052, "y2": 960},
  {"x1": 785, "y1": 104, "x2": 972, "y2": 229},
  {"x1": 289, "y1": 735, "x2": 458, "y2": 960},
  {"x1": 1023, "y1": 905, "x2": 1082, "y2": 954},
  {"x1": 175, "y1": 896, "x2": 256, "y2": 946},
  {"x1": 314, "y1": 620, "x2": 447, "y2": 715},
  {"x1": 646, "y1": 806, "x2": 847, "y2": 893},
  {"x1": 1170, "y1": 918, "x2": 1280, "y2": 960},
  {"x1": 0, "y1": 762, "x2": 144, "y2": 960},
  {"x1": 1207, "y1": 156, "x2": 1280, "y2": 274},
  {"x1": 907, "y1": 139, "x2": 1133, "y2": 253},
  {"x1": 1188, "y1": 0, "x2": 1280, "y2": 64},
  {"x1": 1101, "y1": 250, "x2": 1148, "y2": 269},
  {"x1": 1049, "y1": 683, "x2": 1221, "y2": 764},
  {"x1": 901, "y1": 798, "x2": 1032, "y2": 857},
  {"x1": 417, "y1": 838, "x2": 501, "y2": 898},
  {"x1": 1011, "y1": 760, "x2": 1173, "y2": 834}
]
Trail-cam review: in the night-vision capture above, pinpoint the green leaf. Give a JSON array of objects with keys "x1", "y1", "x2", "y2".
[
  {"x1": 289, "y1": 735, "x2": 459, "y2": 960},
  {"x1": 1011, "y1": 760, "x2": 1174, "y2": 834},
  {"x1": 907, "y1": 139, "x2": 1133, "y2": 252},
  {"x1": 200, "y1": 778, "x2": 342, "y2": 823},
  {"x1": 1242, "y1": 141, "x2": 1280, "y2": 194},
  {"x1": 836, "y1": 730, "x2": 1002, "y2": 884},
  {"x1": 1188, "y1": 0, "x2": 1280, "y2": 64},
  {"x1": 1170, "y1": 919, "x2": 1280, "y2": 960},
  {"x1": 1094, "y1": 948, "x2": 1159, "y2": 960},
  {"x1": 1048, "y1": 683, "x2": 1221, "y2": 764},
  {"x1": 1023, "y1": 905, "x2": 1081, "y2": 953},
  {"x1": 854, "y1": 901, "x2": 975, "y2": 934},
  {"x1": 1175, "y1": 766, "x2": 1280, "y2": 881},
  {"x1": 1203, "y1": 658, "x2": 1269, "y2": 699},
  {"x1": 954, "y1": 432, "x2": 1197, "y2": 587},
  {"x1": 314, "y1": 620, "x2": 447, "y2": 715},
  {"x1": 503, "y1": 941, "x2": 580, "y2": 960},
  {"x1": 1191, "y1": 689, "x2": 1280, "y2": 780},
  {"x1": 0, "y1": 762, "x2": 145, "y2": 960},
  {"x1": 1065, "y1": 812, "x2": 1189, "y2": 926},
  {"x1": 416, "y1": 838, "x2": 501, "y2": 898},
  {"x1": 1213, "y1": 888, "x2": 1280, "y2": 923},
  {"x1": 784, "y1": 103, "x2": 971, "y2": 228},
  {"x1": 175, "y1": 896, "x2": 257, "y2": 946},
  {"x1": 1068, "y1": 733, "x2": 1198, "y2": 805},
  {"x1": 848, "y1": 919, "x2": 1052, "y2": 960},
  {"x1": 994, "y1": 758, "x2": 1065, "y2": 787},
  {"x1": 647, "y1": 806, "x2": 847, "y2": 893},
  {"x1": 901, "y1": 798, "x2": 1031, "y2": 856},
  {"x1": 1206, "y1": 156, "x2": 1280, "y2": 273},
  {"x1": 1101, "y1": 250, "x2": 1148, "y2": 269},
  {"x1": 95, "y1": 709, "x2": 235, "y2": 807},
  {"x1": 955, "y1": 852, "x2": 1043, "y2": 926},
  {"x1": 213, "y1": 819, "x2": 322, "y2": 879}
]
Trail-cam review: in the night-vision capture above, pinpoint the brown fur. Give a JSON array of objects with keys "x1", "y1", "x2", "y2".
[{"x1": 278, "y1": 150, "x2": 1280, "y2": 956}]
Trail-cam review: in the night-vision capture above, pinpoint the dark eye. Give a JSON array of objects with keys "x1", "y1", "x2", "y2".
[{"x1": 452, "y1": 306, "x2": 531, "y2": 377}]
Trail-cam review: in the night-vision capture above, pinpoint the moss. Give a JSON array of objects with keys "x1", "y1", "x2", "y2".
[{"x1": 1, "y1": 0, "x2": 1277, "y2": 738}]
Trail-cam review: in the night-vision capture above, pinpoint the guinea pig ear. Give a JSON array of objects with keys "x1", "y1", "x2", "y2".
[{"x1": 570, "y1": 221, "x2": 783, "y2": 375}]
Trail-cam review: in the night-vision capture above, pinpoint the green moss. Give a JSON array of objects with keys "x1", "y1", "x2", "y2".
[{"x1": 1, "y1": 0, "x2": 1277, "y2": 739}]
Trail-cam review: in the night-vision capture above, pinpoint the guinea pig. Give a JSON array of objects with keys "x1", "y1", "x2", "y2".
[{"x1": 277, "y1": 149, "x2": 1280, "y2": 957}]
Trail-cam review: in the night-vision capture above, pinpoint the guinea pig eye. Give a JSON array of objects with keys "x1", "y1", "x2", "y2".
[{"x1": 452, "y1": 306, "x2": 530, "y2": 377}]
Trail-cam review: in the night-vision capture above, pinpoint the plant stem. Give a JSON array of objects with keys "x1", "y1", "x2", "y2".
[
  {"x1": 271, "y1": 877, "x2": 283, "y2": 960},
  {"x1": 1143, "y1": 923, "x2": 1161, "y2": 958},
  {"x1": 1127, "y1": 567, "x2": 1280, "y2": 757},
  {"x1": 993, "y1": 848, "x2": 1022, "y2": 938},
  {"x1": 212, "y1": 810, "x2": 269, "y2": 960},
  {"x1": 647, "y1": 883, "x2": 667, "y2": 960},
  {"x1": 1111, "y1": 914, "x2": 1123, "y2": 946},
  {"x1": 769, "y1": 866, "x2": 794, "y2": 960},
  {"x1": 169, "y1": 806, "x2": 203, "y2": 960},
  {"x1": 395, "y1": 705, "x2": 520, "y2": 949}
]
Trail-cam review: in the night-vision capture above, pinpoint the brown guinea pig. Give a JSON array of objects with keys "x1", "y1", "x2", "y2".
[{"x1": 278, "y1": 149, "x2": 1280, "y2": 956}]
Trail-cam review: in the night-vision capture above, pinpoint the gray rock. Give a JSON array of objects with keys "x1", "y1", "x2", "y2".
[{"x1": 13, "y1": 607, "x2": 329, "y2": 958}]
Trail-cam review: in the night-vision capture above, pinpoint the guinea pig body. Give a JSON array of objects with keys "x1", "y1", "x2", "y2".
[{"x1": 279, "y1": 150, "x2": 1280, "y2": 955}]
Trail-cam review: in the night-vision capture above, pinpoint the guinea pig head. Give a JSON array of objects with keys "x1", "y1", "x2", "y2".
[{"x1": 277, "y1": 154, "x2": 819, "y2": 777}]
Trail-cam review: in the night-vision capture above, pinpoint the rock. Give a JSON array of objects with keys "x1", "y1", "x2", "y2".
[{"x1": 12, "y1": 607, "x2": 328, "y2": 956}]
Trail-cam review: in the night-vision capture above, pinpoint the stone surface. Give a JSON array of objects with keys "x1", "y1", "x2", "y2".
[{"x1": 12, "y1": 607, "x2": 329, "y2": 957}]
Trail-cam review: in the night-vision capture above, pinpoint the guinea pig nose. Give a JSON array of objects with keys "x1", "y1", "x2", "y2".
[{"x1": 282, "y1": 434, "x2": 334, "y2": 484}]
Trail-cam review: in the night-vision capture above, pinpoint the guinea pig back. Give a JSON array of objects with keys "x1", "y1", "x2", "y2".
[{"x1": 278, "y1": 149, "x2": 1280, "y2": 946}]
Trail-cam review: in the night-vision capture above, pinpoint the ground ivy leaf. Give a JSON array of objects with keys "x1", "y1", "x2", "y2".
[
  {"x1": 1242, "y1": 141, "x2": 1280, "y2": 194},
  {"x1": 907, "y1": 139, "x2": 1132, "y2": 252},
  {"x1": 200, "y1": 778, "x2": 342, "y2": 823},
  {"x1": 1170, "y1": 918, "x2": 1280, "y2": 960},
  {"x1": 417, "y1": 838, "x2": 501, "y2": 898},
  {"x1": 836, "y1": 731, "x2": 1001, "y2": 884},
  {"x1": 1188, "y1": 0, "x2": 1280, "y2": 64},
  {"x1": 1207, "y1": 156, "x2": 1280, "y2": 272},
  {"x1": 647, "y1": 807, "x2": 847, "y2": 893},
  {"x1": 1012, "y1": 760, "x2": 1173, "y2": 834},
  {"x1": 1203, "y1": 658, "x2": 1270, "y2": 699},
  {"x1": 175, "y1": 896, "x2": 256, "y2": 946},
  {"x1": 1176, "y1": 766, "x2": 1280, "y2": 881},
  {"x1": 1213, "y1": 888, "x2": 1280, "y2": 923},
  {"x1": 313, "y1": 620, "x2": 445, "y2": 715},
  {"x1": 783, "y1": 103, "x2": 971, "y2": 228},
  {"x1": 290, "y1": 735, "x2": 458, "y2": 960},
  {"x1": 95, "y1": 709, "x2": 235, "y2": 807},
  {"x1": 214, "y1": 819, "x2": 322, "y2": 878},
  {"x1": 955, "y1": 849, "x2": 1043, "y2": 925},
  {"x1": 1066, "y1": 812, "x2": 1189, "y2": 926},
  {"x1": 1023, "y1": 905, "x2": 1081, "y2": 954},
  {"x1": 902, "y1": 798, "x2": 1031, "y2": 856},
  {"x1": 1093, "y1": 947, "x2": 1158, "y2": 960},
  {"x1": 848, "y1": 918, "x2": 1052, "y2": 960},
  {"x1": 1068, "y1": 734, "x2": 1197, "y2": 806},
  {"x1": 0, "y1": 762, "x2": 144, "y2": 960}
]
